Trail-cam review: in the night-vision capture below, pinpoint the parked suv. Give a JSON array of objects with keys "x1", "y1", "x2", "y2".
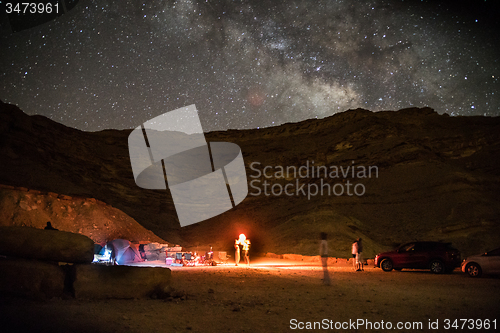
[{"x1": 374, "y1": 241, "x2": 461, "y2": 274}]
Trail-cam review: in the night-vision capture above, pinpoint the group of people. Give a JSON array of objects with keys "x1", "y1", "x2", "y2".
[
  {"x1": 234, "y1": 233, "x2": 250, "y2": 266},
  {"x1": 319, "y1": 233, "x2": 365, "y2": 285}
]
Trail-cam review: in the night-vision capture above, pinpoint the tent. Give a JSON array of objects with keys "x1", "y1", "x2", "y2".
[
  {"x1": 94, "y1": 244, "x2": 103, "y2": 254},
  {"x1": 106, "y1": 239, "x2": 143, "y2": 265}
]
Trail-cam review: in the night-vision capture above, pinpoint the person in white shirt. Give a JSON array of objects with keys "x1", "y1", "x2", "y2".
[{"x1": 352, "y1": 240, "x2": 358, "y2": 270}]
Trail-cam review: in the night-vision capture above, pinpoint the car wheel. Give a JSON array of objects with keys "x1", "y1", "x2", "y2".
[
  {"x1": 466, "y1": 263, "x2": 482, "y2": 278},
  {"x1": 430, "y1": 260, "x2": 444, "y2": 274},
  {"x1": 380, "y1": 258, "x2": 393, "y2": 272}
]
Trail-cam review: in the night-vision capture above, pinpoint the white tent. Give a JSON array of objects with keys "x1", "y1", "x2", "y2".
[{"x1": 106, "y1": 239, "x2": 142, "y2": 265}]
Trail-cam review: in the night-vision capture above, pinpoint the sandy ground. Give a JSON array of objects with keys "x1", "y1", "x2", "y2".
[{"x1": 1, "y1": 257, "x2": 499, "y2": 333}]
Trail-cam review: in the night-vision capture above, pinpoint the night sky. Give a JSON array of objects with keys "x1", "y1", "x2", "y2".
[{"x1": 1, "y1": 0, "x2": 499, "y2": 132}]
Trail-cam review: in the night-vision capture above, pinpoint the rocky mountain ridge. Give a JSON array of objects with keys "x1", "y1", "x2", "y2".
[{"x1": 1, "y1": 100, "x2": 499, "y2": 257}]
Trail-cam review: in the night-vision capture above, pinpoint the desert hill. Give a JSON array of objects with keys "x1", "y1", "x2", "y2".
[
  {"x1": 0, "y1": 184, "x2": 164, "y2": 244},
  {"x1": 1, "y1": 100, "x2": 499, "y2": 257}
]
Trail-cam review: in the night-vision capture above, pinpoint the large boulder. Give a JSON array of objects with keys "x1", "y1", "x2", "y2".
[
  {"x1": 0, "y1": 257, "x2": 66, "y2": 299},
  {"x1": 73, "y1": 264, "x2": 171, "y2": 299},
  {"x1": 0, "y1": 226, "x2": 94, "y2": 263}
]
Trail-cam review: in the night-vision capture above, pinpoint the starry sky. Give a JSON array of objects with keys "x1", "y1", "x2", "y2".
[{"x1": 1, "y1": 0, "x2": 499, "y2": 132}]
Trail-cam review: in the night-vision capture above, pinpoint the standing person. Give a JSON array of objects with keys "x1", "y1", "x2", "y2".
[
  {"x1": 236, "y1": 234, "x2": 250, "y2": 265},
  {"x1": 356, "y1": 238, "x2": 364, "y2": 271},
  {"x1": 241, "y1": 234, "x2": 251, "y2": 265},
  {"x1": 234, "y1": 238, "x2": 240, "y2": 266},
  {"x1": 351, "y1": 239, "x2": 358, "y2": 270},
  {"x1": 320, "y1": 232, "x2": 331, "y2": 285},
  {"x1": 44, "y1": 221, "x2": 58, "y2": 230}
]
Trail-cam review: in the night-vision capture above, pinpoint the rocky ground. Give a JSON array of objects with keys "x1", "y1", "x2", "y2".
[{"x1": 1, "y1": 257, "x2": 498, "y2": 333}]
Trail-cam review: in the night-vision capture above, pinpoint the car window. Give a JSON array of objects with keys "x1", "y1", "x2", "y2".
[
  {"x1": 487, "y1": 248, "x2": 500, "y2": 256},
  {"x1": 422, "y1": 243, "x2": 435, "y2": 251},
  {"x1": 413, "y1": 243, "x2": 427, "y2": 251},
  {"x1": 403, "y1": 243, "x2": 415, "y2": 252}
]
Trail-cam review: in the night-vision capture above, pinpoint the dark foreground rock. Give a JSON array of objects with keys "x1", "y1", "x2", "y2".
[
  {"x1": 0, "y1": 226, "x2": 94, "y2": 263},
  {"x1": 73, "y1": 264, "x2": 171, "y2": 299},
  {"x1": 0, "y1": 257, "x2": 66, "y2": 299},
  {"x1": 0, "y1": 226, "x2": 171, "y2": 300},
  {"x1": 0, "y1": 257, "x2": 172, "y2": 300}
]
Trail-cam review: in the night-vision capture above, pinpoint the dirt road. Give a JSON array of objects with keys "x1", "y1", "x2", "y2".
[{"x1": 1, "y1": 258, "x2": 499, "y2": 332}]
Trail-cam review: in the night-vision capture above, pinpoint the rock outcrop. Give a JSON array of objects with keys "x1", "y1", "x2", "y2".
[
  {"x1": 73, "y1": 264, "x2": 171, "y2": 299},
  {"x1": 0, "y1": 226, "x2": 171, "y2": 300},
  {"x1": 0, "y1": 257, "x2": 66, "y2": 299},
  {"x1": 0, "y1": 226, "x2": 94, "y2": 263},
  {"x1": 0, "y1": 185, "x2": 165, "y2": 244}
]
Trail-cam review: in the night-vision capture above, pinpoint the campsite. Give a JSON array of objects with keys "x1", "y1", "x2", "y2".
[
  {"x1": 1, "y1": 256, "x2": 499, "y2": 332},
  {"x1": 1, "y1": 5, "x2": 500, "y2": 327},
  {"x1": 2, "y1": 226, "x2": 497, "y2": 332}
]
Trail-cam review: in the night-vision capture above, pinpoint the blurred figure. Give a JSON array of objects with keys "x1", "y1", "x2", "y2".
[
  {"x1": 206, "y1": 245, "x2": 213, "y2": 260},
  {"x1": 356, "y1": 238, "x2": 364, "y2": 271},
  {"x1": 236, "y1": 234, "x2": 251, "y2": 265},
  {"x1": 320, "y1": 232, "x2": 331, "y2": 285},
  {"x1": 234, "y1": 238, "x2": 241, "y2": 266}
]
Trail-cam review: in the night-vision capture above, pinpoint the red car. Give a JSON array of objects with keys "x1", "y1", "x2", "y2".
[{"x1": 374, "y1": 241, "x2": 461, "y2": 274}]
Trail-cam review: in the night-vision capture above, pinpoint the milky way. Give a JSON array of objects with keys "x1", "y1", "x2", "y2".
[{"x1": 1, "y1": 0, "x2": 499, "y2": 132}]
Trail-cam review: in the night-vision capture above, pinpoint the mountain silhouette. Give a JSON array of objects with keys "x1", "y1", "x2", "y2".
[{"x1": 1, "y1": 100, "x2": 499, "y2": 257}]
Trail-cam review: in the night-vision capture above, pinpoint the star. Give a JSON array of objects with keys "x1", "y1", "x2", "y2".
[{"x1": 1, "y1": 0, "x2": 499, "y2": 132}]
